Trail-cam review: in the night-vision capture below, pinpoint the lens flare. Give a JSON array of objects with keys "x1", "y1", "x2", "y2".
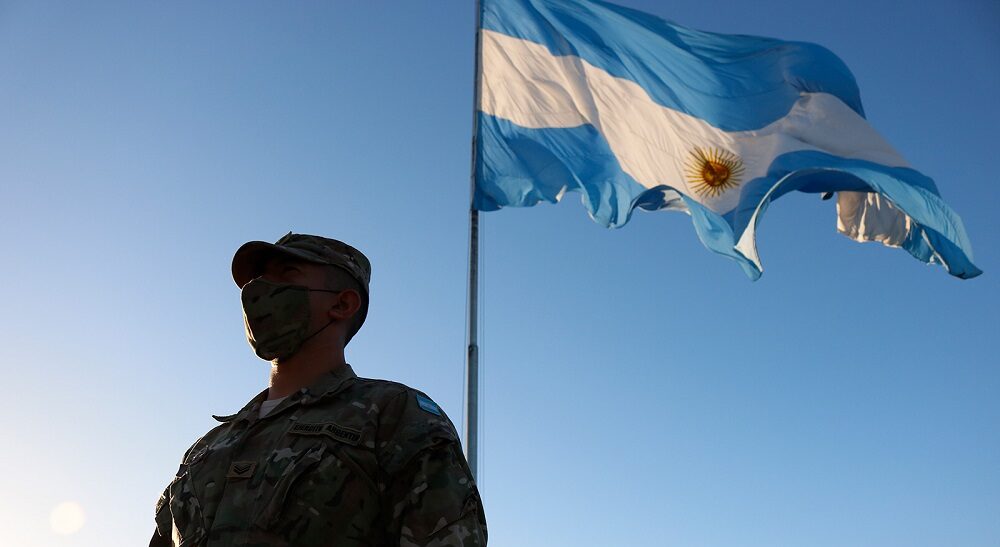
[{"x1": 50, "y1": 501, "x2": 86, "y2": 535}]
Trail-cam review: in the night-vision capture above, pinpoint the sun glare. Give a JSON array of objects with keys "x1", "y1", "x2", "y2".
[{"x1": 50, "y1": 501, "x2": 86, "y2": 536}]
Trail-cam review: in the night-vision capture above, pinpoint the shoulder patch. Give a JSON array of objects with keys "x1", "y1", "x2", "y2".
[{"x1": 415, "y1": 394, "x2": 442, "y2": 416}]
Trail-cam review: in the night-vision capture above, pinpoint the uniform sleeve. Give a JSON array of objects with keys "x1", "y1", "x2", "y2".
[
  {"x1": 378, "y1": 390, "x2": 488, "y2": 546},
  {"x1": 150, "y1": 438, "x2": 207, "y2": 547},
  {"x1": 149, "y1": 524, "x2": 171, "y2": 546},
  {"x1": 149, "y1": 484, "x2": 172, "y2": 546}
]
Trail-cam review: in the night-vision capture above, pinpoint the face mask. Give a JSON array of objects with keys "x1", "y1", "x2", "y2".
[{"x1": 240, "y1": 277, "x2": 341, "y2": 361}]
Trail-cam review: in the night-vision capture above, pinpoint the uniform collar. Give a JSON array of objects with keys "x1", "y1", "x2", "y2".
[{"x1": 212, "y1": 363, "x2": 358, "y2": 423}]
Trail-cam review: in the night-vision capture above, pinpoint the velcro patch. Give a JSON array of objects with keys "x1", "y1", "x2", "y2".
[
  {"x1": 289, "y1": 422, "x2": 362, "y2": 446},
  {"x1": 416, "y1": 394, "x2": 442, "y2": 416},
  {"x1": 226, "y1": 461, "x2": 257, "y2": 480}
]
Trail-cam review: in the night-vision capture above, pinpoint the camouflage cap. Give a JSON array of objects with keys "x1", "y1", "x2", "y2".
[{"x1": 232, "y1": 233, "x2": 372, "y2": 336}]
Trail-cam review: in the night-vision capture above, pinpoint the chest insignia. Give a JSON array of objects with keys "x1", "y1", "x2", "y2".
[
  {"x1": 226, "y1": 460, "x2": 257, "y2": 480},
  {"x1": 289, "y1": 422, "x2": 362, "y2": 446}
]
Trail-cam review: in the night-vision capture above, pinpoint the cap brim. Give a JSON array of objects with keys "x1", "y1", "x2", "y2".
[{"x1": 231, "y1": 241, "x2": 330, "y2": 288}]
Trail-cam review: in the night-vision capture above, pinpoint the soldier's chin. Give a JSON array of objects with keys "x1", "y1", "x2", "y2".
[
  {"x1": 270, "y1": 349, "x2": 303, "y2": 366},
  {"x1": 257, "y1": 332, "x2": 298, "y2": 361}
]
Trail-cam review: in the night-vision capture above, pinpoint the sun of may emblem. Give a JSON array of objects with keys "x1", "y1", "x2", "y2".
[{"x1": 685, "y1": 147, "x2": 746, "y2": 198}]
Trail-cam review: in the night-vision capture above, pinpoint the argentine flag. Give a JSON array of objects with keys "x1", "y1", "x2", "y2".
[{"x1": 473, "y1": 0, "x2": 981, "y2": 279}]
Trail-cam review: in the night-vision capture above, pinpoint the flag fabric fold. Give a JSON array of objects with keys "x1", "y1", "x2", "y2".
[{"x1": 473, "y1": 0, "x2": 981, "y2": 279}]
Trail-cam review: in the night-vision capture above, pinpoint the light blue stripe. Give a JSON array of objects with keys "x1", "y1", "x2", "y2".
[
  {"x1": 730, "y1": 152, "x2": 981, "y2": 279},
  {"x1": 475, "y1": 113, "x2": 655, "y2": 228},
  {"x1": 475, "y1": 113, "x2": 982, "y2": 279},
  {"x1": 480, "y1": 0, "x2": 864, "y2": 132}
]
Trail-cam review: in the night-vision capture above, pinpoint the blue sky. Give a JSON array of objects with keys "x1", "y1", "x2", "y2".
[{"x1": 1, "y1": 1, "x2": 997, "y2": 545}]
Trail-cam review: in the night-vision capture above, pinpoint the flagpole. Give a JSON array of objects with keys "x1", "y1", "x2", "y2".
[
  {"x1": 465, "y1": 208, "x2": 480, "y2": 480},
  {"x1": 465, "y1": 0, "x2": 484, "y2": 481}
]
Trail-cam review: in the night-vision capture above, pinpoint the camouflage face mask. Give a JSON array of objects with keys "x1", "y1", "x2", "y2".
[{"x1": 240, "y1": 277, "x2": 341, "y2": 361}]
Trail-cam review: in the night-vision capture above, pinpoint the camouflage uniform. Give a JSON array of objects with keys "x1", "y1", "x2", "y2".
[{"x1": 152, "y1": 364, "x2": 486, "y2": 546}]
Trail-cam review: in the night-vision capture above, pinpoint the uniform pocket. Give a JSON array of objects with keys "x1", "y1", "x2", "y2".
[
  {"x1": 255, "y1": 440, "x2": 378, "y2": 542},
  {"x1": 257, "y1": 442, "x2": 327, "y2": 526}
]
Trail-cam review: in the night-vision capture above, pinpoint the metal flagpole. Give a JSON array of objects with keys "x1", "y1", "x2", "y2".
[
  {"x1": 465, "y1": 0, "x2": 484, "y2": 481},
  {"x1": 465, "y1": 209, "x2": 480, "y2": 480}
]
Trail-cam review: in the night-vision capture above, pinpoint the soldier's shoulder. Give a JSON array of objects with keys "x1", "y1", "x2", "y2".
[
  {"x1": 182, "y1": 421, "x2": 232, "y2": 459},
  {"x1": 349, "y1": 375, "x2": 412, "y2": 400},
  {"x1": 350, "y1": 377, "x2": 447, "y2": 418}
]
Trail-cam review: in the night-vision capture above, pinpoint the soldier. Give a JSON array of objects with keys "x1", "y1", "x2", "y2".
[{"x1": 150, "y1": 233, "x2": 487, "y2": 546}]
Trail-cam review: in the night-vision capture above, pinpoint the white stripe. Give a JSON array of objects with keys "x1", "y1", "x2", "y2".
[
  {"x1": 480, "y1": 29, "x2": 909, "y2": 214},
  {"x1": 836, "y1": 192, "x2": 912, "y2": 247}
]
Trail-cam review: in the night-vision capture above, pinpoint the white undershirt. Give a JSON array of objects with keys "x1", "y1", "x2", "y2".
[{"x1": 259, "y1": 396, "x2": 288, "y2": 418}]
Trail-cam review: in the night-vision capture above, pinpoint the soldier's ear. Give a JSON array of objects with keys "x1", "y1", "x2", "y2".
[{"x1": 328, "y1": 289, "x2": 361, "y2": 321}]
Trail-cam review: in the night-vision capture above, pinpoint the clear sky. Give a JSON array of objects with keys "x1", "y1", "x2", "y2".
[{"x1": 1, "y1": 0, "x2": 998, "y2": 545}]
